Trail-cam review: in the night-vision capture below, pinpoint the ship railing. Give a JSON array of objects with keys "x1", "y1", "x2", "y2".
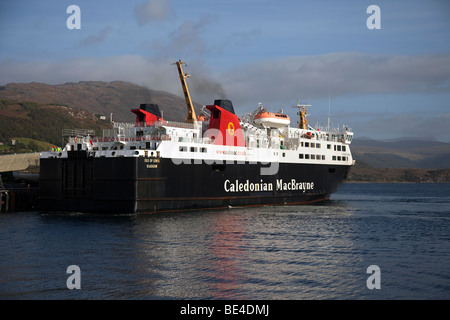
[
  {"x1": 159, "y1": 120, "x2": 197, "y2": 130},
  {"x1": 302, "y1": 124, "x2": 353, "y2": 143},
  {"x1": 112, "y1": 120, "x2": 196, "y2": 132},
  {"x1": 133, "y1": 120, "x2": 197, "y2": 130},
  {"x1": 103, "y1": 124, "x2": 159, "y2": 140},
  {"x1": 113, "y1": 122, "x2": 136, "y2": 128},
  {"x1": 92, "y1": 135, "x2": 171, "y2": 143},
  {"x1": 63, "y1": 128, "x2": 96, "y2": 138}
]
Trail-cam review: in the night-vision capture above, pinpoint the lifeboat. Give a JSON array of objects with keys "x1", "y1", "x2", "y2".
[{"x1": 254, "y1": 109, "x2": 290, "y2": 128}]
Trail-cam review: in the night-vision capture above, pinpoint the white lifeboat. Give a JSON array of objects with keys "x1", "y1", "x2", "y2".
[{"x1": 254, "y1": 109, "x2": 290, "y2": 128}]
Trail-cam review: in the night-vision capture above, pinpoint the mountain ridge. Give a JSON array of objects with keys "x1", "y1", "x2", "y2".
[{"x1": 0, "y1": 81, "x2": 202, "y2": 123}]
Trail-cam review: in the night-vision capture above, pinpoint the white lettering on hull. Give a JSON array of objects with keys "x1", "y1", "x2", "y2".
[{"x1": 224, "y1": 179, "x2": 314, "y2": 193}]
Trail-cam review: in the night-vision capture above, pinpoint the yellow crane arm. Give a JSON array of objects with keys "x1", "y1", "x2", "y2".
[{"x1": 174, "y1": 60, "x2": 197, "y2": 125}]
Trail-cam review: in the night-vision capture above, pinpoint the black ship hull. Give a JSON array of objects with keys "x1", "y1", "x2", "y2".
[{"x1": 39, "y1": 153, "x2": 351, "y2": 214}]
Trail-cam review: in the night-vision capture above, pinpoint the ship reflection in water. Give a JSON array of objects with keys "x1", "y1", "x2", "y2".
[{"x1": 124, "y1": 203, "x2": 360, "y2": 300}]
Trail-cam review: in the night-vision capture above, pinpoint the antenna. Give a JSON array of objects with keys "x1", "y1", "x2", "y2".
[{"x1": 328, "y1": 89, "x2": 331, "y2": 132}]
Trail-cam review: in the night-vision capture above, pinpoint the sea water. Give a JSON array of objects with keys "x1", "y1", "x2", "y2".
[{"x1": 0, "y1": 183, "x2": 449, "y2": 300}]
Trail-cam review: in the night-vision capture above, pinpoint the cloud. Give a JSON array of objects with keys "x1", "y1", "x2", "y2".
[
  {"x1": 0, "y1": 55, "x2": 226, "y2": 105},
  {"x1": 220, "y1": 52, "x2": 450, "y2": 106},
  {"x1": 78, "y1": 27, "x2": 112, "y2": 47},
  {"x1": 343, "y1": 112, "x2": 450, "y2": 141},
  {"x1": 134, "y1": 0, "x2": 175, "y2": 26},
  {"x1": 0, "y1": 56, "x2": 177, "y2": 91},
  {"x1": 2, "y1": 52, "x2": 450, "y2": 109},
  {"x1": 222, "y1": 28, "x2": 263, "y2": 48},
  {"x1": 151, "y1": 15, "x2": 212, "y2": 57}
]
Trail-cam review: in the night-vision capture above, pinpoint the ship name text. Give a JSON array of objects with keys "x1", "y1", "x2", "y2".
[{"x1": 224, "y1": 179, "x2": 314, "y2": 193}]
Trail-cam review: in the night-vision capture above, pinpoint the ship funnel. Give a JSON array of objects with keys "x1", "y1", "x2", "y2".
[
  {"x1": 214, "y1": 99, "x2": 235, "y2": 115},
  {"x1": 139, "y1": 104, "x2": 162, "y2": 118},
  {"x1": 131, "y1": 103, "x2": 164, "y2": 126}
]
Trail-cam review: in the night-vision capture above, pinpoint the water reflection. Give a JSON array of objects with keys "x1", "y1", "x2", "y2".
[
  {"x1": 129, "y1": 202, "x2": 360, "y2": 299},
  {"x1": 0, "y1": 198, "x2": 376, "y2": 299},
  {"x1": 205, "y1": 212, "x2": 249, "y2": 299},
  {"x1": 130, "y1": 211, "x2": 250, "y2": 299}
]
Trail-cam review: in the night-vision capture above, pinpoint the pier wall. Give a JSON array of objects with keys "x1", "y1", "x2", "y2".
[
  {"x1": 0, "y1": 153, "x2": 40, "y2": 173},
  {"x1": 0, "y1": 188, "x2": 39, "y2": 213}
]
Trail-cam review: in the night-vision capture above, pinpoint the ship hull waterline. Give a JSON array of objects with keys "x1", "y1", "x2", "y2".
[{"x1": 39, "y1": 156, "x2": 351, "y2": 214}]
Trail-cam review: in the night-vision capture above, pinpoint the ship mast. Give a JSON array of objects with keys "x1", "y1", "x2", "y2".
[
  {"x1": 173, "y1": 60, "x2": 197, "y2": 125},
  {"x1": 295, "y1": 99, "x2": 311, "y2": 130}
]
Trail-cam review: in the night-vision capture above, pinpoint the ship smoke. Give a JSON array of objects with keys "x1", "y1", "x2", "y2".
[{"x1": 190, "y1": 73, "x2": 227, "y2": 103}]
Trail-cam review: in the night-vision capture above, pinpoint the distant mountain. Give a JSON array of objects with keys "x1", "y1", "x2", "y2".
[
  {"x1": 346, "y1": 162, "x2": 450, "y2": 183},
  {"x1": 351, "y1": 138, "x2": 450, "y2": 169},
  {"x1": 0, "y1": 81, "x2": 202, "y2": 123}
]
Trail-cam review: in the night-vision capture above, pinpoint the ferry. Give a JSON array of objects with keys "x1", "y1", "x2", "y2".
[{"x1": 39, "y1": 61, "x2": 354, "y2": 213}]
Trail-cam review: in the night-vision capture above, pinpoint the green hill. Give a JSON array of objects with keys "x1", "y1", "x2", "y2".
[{"x1": 0, "y1": 98, "x2": 111, "y2": 152}]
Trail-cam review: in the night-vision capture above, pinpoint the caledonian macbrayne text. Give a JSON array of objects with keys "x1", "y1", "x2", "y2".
[{"x1": 224, "y1": 179, "x2": 314, "y2": 193}]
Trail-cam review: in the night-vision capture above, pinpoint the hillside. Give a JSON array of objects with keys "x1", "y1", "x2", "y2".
[
  {"x1": 0, "y1": 80, "x2": 203, "y2": 152},
  {"x1": 0, "y1": 99, "x2": 111, "y2": 149},
  {"x1": 0, "y1": 81, "x2": 202, "y2": 123},
  {"x1": 351, "y1": 138, "x2": 450, "y2": 169},
  {"x1": 347, "y1": 138, "x2": 450, "y2": 182},
  {"x1": 346, "y1": 160, "x2": 450, "y2": 183}
]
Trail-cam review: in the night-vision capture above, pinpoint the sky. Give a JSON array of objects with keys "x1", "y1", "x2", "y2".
[{"x1": 1, "y1": 0, "x2": 450, "y2": 141}]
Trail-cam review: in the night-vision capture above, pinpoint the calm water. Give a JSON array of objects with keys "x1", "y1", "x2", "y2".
[{"x1": 0, "y1": 183, "x2": 449, "y2": 300}]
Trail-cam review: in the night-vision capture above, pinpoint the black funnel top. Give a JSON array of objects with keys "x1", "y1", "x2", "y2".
[
  {"x1": 140, "y1": 104, "x2": 162, "y2": 118},
  {"x1": 214, "y1": 99, "x2": 235, "y2": 114}
]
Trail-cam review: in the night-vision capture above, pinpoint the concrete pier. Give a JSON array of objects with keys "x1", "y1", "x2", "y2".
[{"x1": 0, "y1": 153, "x2": 40, "y2": 173}]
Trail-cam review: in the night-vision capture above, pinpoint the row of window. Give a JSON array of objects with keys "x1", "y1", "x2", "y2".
[
  {"x1": 299, "y1": 154, "x2": 326, "y2": 160},
  {"x1": 301, "y1": 142, "x2": 322, "y2": 148},
  {"x1": 179, "y1": 145, "x2": 349, "y2": 161},
  {"x1": 179, "y1": 146, "x2": 208, "y2": 153},
  {"x1": 298, "y1": 154, "x2": 348, "y2": 161},
  {"x1": 333, "y1": 145, "x2": 346, "y2": 152},
  {"x1": 300, "y1": 142, "x2": 347, "y2": 152}
]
